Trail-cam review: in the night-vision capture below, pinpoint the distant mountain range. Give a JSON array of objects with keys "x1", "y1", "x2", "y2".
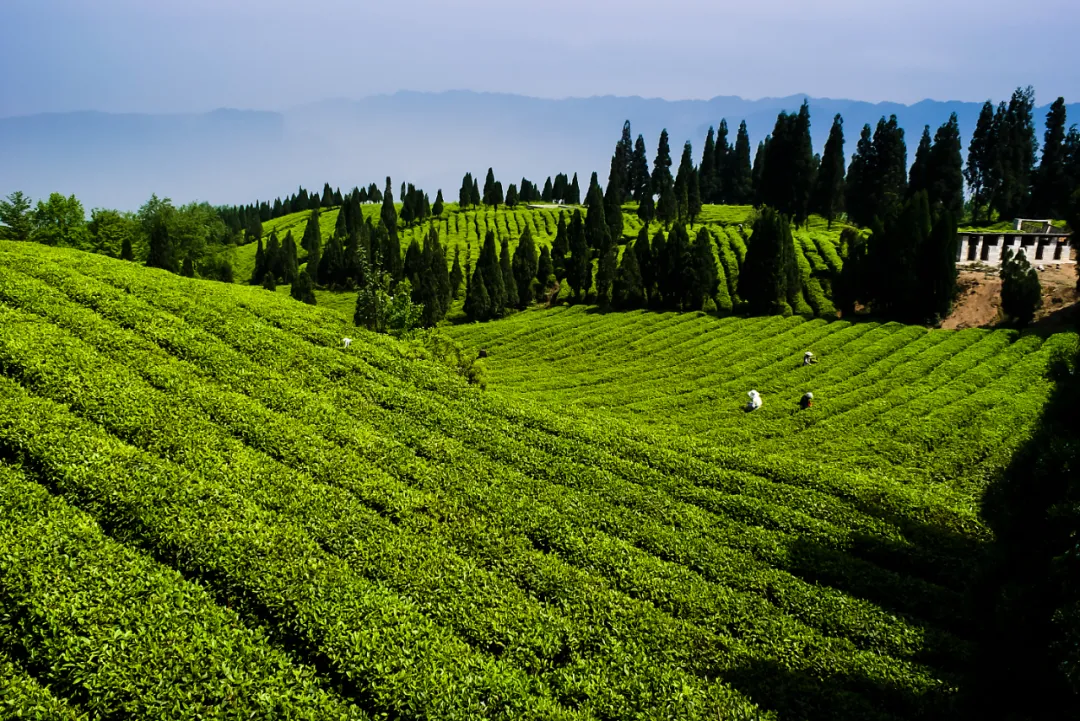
[{"x1": 3, "y1": 91, "x2": 1078, "y2": 212}]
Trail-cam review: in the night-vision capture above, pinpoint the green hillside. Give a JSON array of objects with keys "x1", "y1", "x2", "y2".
[
  {"x1": 0, "y1": 241, "x2": 1075, "y2": 720},
  {"x1": 232, "y1": 203, "x2": 831, "y2": 314}
]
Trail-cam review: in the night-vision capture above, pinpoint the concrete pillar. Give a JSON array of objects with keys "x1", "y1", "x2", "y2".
[
  {"x1": 956, "y1": 236, "x2": 967, "y2": 262},
  {"x1": 990, "y1": 235, "x2": 1006, "y2": 264}
]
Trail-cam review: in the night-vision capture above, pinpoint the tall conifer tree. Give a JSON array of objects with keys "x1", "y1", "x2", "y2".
[
  {"x1": 730, "y1": 121, "x2": 754, "y2": 205},
  {"x1": 812, "y1": 114, "x2": 846, "y2": 227},
  {"x1": 928, "y1": 113, "x2": 965, "y2": 217},
  {"x1": 566, "y1": 210, "x2": 591, "y2": 300},
  {"x1": 1033, "y1": 98, "x2": 1069, "y2": 218}
]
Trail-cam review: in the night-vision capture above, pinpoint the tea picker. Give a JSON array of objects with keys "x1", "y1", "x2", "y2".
[
  {"x1": 800, "y1": 392, "x2": 813, "y2": 410},
  {"x1": 343, "y1": 337, "x2": 352, "y2": 349},
  {"x1": 746, "y1": 390, "x2": 762, "y2": 411},
  {"x1": 803, "y1": 351, "x2": 816, "y2": 366}
]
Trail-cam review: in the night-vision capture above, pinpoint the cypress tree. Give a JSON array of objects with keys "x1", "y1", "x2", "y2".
[
  {"x1": 120, "y1": 235, "x2": 134, "y2": 261},
  {"x1": 700, "y1": 126, "x2": 717, "y2": 204},
  {"x1": 636, "y1": 181, "x2": 655, "y2": 225},
  {"x1": 656, "y1": 178, "x2": 677, "y2": 227},
  {"x1": 688, "y1": 169, "x2": 702, "y2": 226},
  {"x1": 343, "y1": 228, "x2": 362, "y2": 288},
  {"x1": 613, "y1": 239, "x2": 645, "y2": 309},
  {"x1": 668, "y1": 224, "x2": 695, "y2": 309},
  {"x1": 869, "y1": 192, "x2": 931, "y2": 321},
  {"x1": 459, "y1": 173, "x2": 473, "y2": 207},
  {"x1": 505, "y1": 184, "x2": 519, "y2": 208},
  {"x1": 181, "y1": 256, "x2": 195, "y2": 278},
  {"x1": 281, "y1": 231, "x2": 299, "y2": 283},
  {"x1": 674, "y1": 141, "x2": 694, "y2": 222},
  {"x1": 928, "y1": 113, "x2": 965, "y2": 217},
  {"x1": 262, "y1": 270, "x2": 276, "y2": 290},
  {"x1": 478, "y1": 230, "x2": 506, "y2": 315},
  {"x1": 483, "y1": 168, "x2": 498, "y2": 206},
  {"x1": 872, "y1": 115, "x2": 909, "y2": 225},
  {"x1": 813, "y1": 114, "x2": 846, "y2": 227},
  {"x1": 649, "y1": 228, "x2": 666, "y2": 307},
  {"x1": 1001, "y1": 246, "x2": 1042, "y2": 326},
  {"x1": 551, "y1": 213, "x2": 569, "y2": 281},
  {"x1": 464, "y1": 267, "x2": 491, "y2": 321},
  {"x1": 512, "y1": 225, "x2": 538, "y2": 307},
  {"x1": 845, "y1": 124, "x2": 873, "y2": 226},
  {"x1": 652, "y1": 130, "x2": 674, "y2": 196},
  {"x1": 566, "y1": 210, "x2": 591, "y2": 300},
  {"x1": 739, "y1": 207, "x2": 799, "y2": 315},
  {"x1": 319, "y1": 234, "x2": 345, "y2": 289},
  {"x1": 333, "y1": 188, "x2": 343, "y2": 206},
  {"x1": 616, "y1": 120, "x2": 634, "y2": 200},
  {"x1": 290, "y1": 268, "x2": 316, "y2": 305},
  {"x1": 471, "y1": 178, "x2": 480, "y2": 206},
  {"x1": 919, "y1": 209, "x2": 959, "y2": 321},
  {"x1": 404, "y1": 238, "x2": 424, "y2": 283},
  {"x1": 585, "y1": 182, "x2": 610, "y2": 252},
  {"x1": 966, "y1": 102, "x2": 997, "y2": 223},
  {"x1": 251, "y1": 237, "x2": 266, "y2": 284},
  {"x1": 631, "y1": 135, "x2": 651, "y2": 201},
  {"x1": 604, "y1": 152, "x2": 625, "y2": 243},
  {"x1": 690, "y1": 227, "x2": 719, "y2": 310},
  {"x1": 309, "y1": 192, "x2": 321, "y2": 211},
  {"x1": 381, "y1": 177, "x2": 397, "y2": 233},
  {"x1": 595, "y1": 245, "x2": 618, "y2": 308},
  {"x1": 730, "y1": 121, "x2": 754, "y2": 205},
  {"x1": 419, "y1": 228, "x2": 451, "y2": 326},
  {"x1": 996, "y1": 86, "x2": 1038, "y2": 219},
  {"x1": 433, "y1": 189, "x2": 445, "y2": 217},
  {"x1": 536, "y1": 245, "x2": 555, "y2": 290},
  {"x1": 301, "y1": 209, "x2": 322, "y2": 283},
  {"x1": 449, "y1": 246, "x2": 464, "y2": 299},
  {"x1": 553, "y1": 174, "x2": 567, "y2": 203},
  {"x1": 266, "y1": 231, "x2": 283, "y2": 281},
  {"x1": 500, "y1": 235, "x2": 518, "y2": 310},
  {"x1": 568, "y1": 174, "x2": 581, "y2": 204},
  {"x1": 1033, "y1": 98, "x2": 1069, "y2": 218},
  {"x1": 542, "y1": 177, "x2": 553, "y2": 202},
  {"x1": 322, "y1": 182, "x2": 334, "y2": 207},
  {"x1": 752, "y1": 139, "x2": 768, "y2": 205},
  {"x1": 633, "y1": 226, "x2": 653, "y2": 302},
  {"x1": 908, "y1": 126, "x2": 933, "y2": 198},
  {"x1": 714, "y1": 119, "x2": 731, "y2": 203}
]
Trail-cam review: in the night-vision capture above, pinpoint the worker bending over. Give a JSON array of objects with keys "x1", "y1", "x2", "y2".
[
  {"x1": 803, "y1": 351, "x2": 816, "y2": 366},
  {"x1": 800, "y1": 392, "x2": 813, "y2": 410},
  {"x1": 746, "y1": 390, "x2": 762, "y2": 412}
]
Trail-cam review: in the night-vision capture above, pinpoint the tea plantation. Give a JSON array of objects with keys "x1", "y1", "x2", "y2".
[{"x1": 0, "y1": 240, "x2": 1076, "y2": 720}]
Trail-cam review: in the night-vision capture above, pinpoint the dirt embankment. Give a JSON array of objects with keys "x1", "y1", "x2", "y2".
[{"x1": 942, "y1": 262, "x2": 1080, "y2": 331}]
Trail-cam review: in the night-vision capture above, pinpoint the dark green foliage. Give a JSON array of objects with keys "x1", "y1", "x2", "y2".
[
  {"x1": 834, "y1": 229, "x2": 867, "y2": 317},
  {"x1": 483, "y1": 168, "x2": 500, "y2": 207},
  {"x1": 845, "y1": 125, "x2": 873, "y2": 226},
  {"x1": 585, "y1": 183, "x2": 610, "y2": 253},
  {"x1": 381, "y1": 178, "x2": 398, "y2": 234},
  {"x1": 265, "y1": 231, "x2": 283, "y2": 282},
  {"x1": 867, "y1": 192, "x2": 932, "y2": 322},
  {"x1": 281, "y1": 231, "x2": 299, "y2": 284},
  {"x1": 567, "y1": 173, "x2": 581, "y2": 205},
  {"x1": 699, "y1": 127, "x2": 717, "y2": 203},
  {"x1": 636, "y1": 186, "x2": 655, "y2": 225},
  {"x1": 751, "y1": 139, "x2": 767, "y2": 205},
  {"x1": 1001, "y1": 246, "x2": 1042, "y2": 326},
  {"x1": 1033, "y1": 98, "x2": 1070, "y2": 218},
  {"x1": 449, "y1": 247, "x2": 464, "y2": 299},
  {"x1": 689, "y1": 227, "x2": 719, "y2": 310},
  {"x1": 994, "y1": 86, "x2": 1039, "y2": 219},
  {"x1": 419, "y1": 228, "x2": 452, "y2": 326},
  {"x1": 759, "y1": 102, "x2": 815, "y2": 226},
  {"x1": 920, "y1": 210, "x2": 959, "y2": 321},
  {"x1": 433, "y1": 189, "x2": 445, "y2": 217},
  {"x1": 181, "y1": 256, "x2": 195, "y2": 278},
  {"x1": 542, "y1": 177, "x2": 553, "y2": 202},
  {"x1": 615, "y1": 120, "x2": 634, "y2": 202},
  {"x1": 587, "y1": 172, "x2": 602, "y2": 204},
  {"x1": 648, "y1": 228, "x2": 666, "y2": 307},
  {"x1": 714, "y1": 120, "x2": 732, "y2": 204},
  {"x1": 471, "y1": 177, "x2": 481, "y2": 206},
  {"x1": 674, "y1": 140, "x2": 695, "y2": 223},
  {"x1": 536, "y1": 246, "x2": 555, "y2": 291},
  {"x1": 464, "y1": 267, "x2": 491, "y2": 321},
  {"x1": 261, "y1": 270, "x2": 276, "y2": 291},
  {"x1": 630, "y1": 135, "x2": 651, "y2": 201},
  {"x1": 566, "y1": 210, "x2": 591, "y2": 300},
  {"x1": 500, "y1": 236, "x2": 518, "y2": 310},
  {"x1": 290, "y1": 268, "x2": 316, "y2": 305},
  {"x1": 478, "y1": 231, "x2": 506, "y2": 316},
  {"x1": 739, "y1": 207, "x2": 800, "y2": 315},
  {"x1": 908, "y1": 126, "x2": 933, "y2": 198},
  {"x1": 459, "y1": 173, "x2": 474, "y2": 208},
  {"x1": 688, "y1": 169, "x2": 702, "y2": 225},
  {"x1": 965, "y1": 101, "x2": 997, "y2": 222},
  {"x1": 604, "y1": 153, "x2": 625, "y2": 243},
  {"x1": 846, "y1": 116, "x2": 907, "y2": 228},
  {"x1": 146, "y1": 213, "x2": 177, "y2": 273},
  {"x1": 301, "y1": 209, "x2": 322, "y2": 284},
  {"x1": 505, "y1": 184, "x2": 518, "y2": 208},
  {"x1": 251, "y1": 238, "x2": 265, "y2": 285},
  {"x1": 120, "y1": 236, "x2": 134, "y2": 261},
  {"x1": 634, "y1": 227, "x2": 654, "y2": 302},
  {"x1": 512, "y1": 226, "x2": 538, "y2": 307},
  {"x1": 927, "y1": 114, "x2": 965, "y2": 217},
  {"x1": 0, "y1": 190, "x2": 33, "y2": 240},
  {"x1": 404, "y1": 238, "x2": 424, "y2": 283},
  {"x1": 318, "y1": 234, "x2": 346, "y2": 289},
  {"x1": 729, "y1": 121, "x2": 754, "y2": 205},
  {"x1": 652, "y1": 130, "x2": 674, "y2": 202},
  {"x1": 551, "y1": 214, "x2": 569, "y2": 281},
  {"x1": 613, "y1": 239, "x2": 645, "y2": 309},
  {"x1": 595, "y1": 246, "x2": 618, "y2": 308},
  {"x1": 812, "y1": 114, "x2": 846, "y2": 227}
]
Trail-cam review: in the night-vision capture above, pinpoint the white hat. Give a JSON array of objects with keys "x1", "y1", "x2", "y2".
[
  {"x1": 805, "y1": 351, "x2": 813, "y2": 357},
  {"x1": 805, "y1": 392, "x2": 813, "y2": 399},
  {"x1": 748, "y1": 390, "x2": 759, "y2": 398}
]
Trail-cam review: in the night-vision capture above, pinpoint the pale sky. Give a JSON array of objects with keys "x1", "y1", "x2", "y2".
[{"x1": 1, "y1": 0, "x2": 1077, "y2": 116}]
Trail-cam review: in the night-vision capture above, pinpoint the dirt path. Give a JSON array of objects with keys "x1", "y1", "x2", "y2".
[{"x1": 942, "y1": 262, "x2": 1079, "y2": 330}]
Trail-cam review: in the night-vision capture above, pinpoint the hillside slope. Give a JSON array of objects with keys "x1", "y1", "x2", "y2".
[{"x1": 0, "y1": 241, "x2": 1058, "y2": 720}]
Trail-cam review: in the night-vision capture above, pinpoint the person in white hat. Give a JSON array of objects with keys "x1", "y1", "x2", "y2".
[
  {"x1": 800, "y1": 392, "x2": 814, "y2": 410},
  {"x1": 745, "y1": 390, "x2": 762, "y2": 411},
  {"x1": 803, "y1": 351, "x2": 816, "y2": 366},
  {"x1": 343, "y1": 337, "x2": 352, "y2": 349}
]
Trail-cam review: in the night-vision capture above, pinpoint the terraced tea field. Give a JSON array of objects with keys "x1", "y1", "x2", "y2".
[
  {"x1": 0, "y1": 240, "x2": 1073, "y2": 720},
  {"x1": 448, "y1": 306, "x2": 1075, "y2": 499}
]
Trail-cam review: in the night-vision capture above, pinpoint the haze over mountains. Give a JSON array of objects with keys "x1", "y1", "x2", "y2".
[{"x1": 3, "y1": 90, "x2": 1078, "y2": 212}]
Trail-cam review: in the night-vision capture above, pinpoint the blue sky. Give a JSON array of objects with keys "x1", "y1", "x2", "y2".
[{"x1": 2, "y1": 0, "x2": 1077, "y2": 116}]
